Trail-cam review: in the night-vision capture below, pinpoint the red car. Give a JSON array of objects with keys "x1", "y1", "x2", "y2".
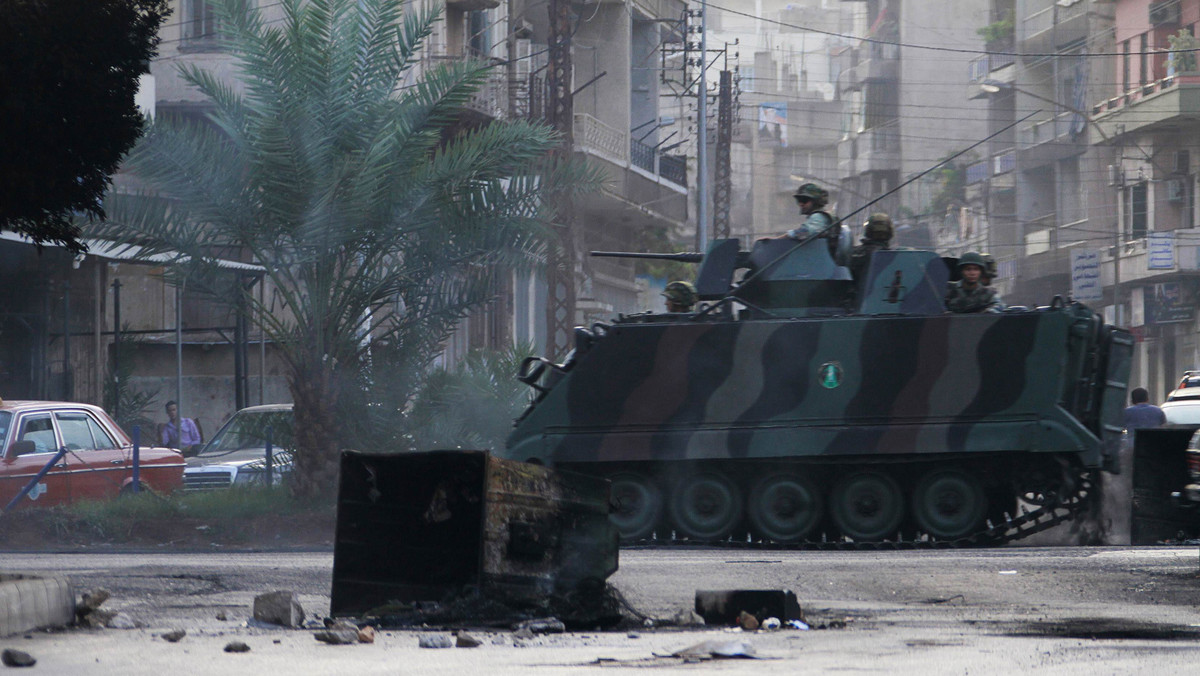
[{"x1": 0, "y1": 400, "x2": 185, "y2": 508}]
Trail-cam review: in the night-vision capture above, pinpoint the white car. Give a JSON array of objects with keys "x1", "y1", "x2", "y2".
[
  {"x1": 183, "y1": 404, "x2": 294, "y2": 490},
  {"x1": 1162, "y1": 388, "x2": 1200, "y2": 425}
]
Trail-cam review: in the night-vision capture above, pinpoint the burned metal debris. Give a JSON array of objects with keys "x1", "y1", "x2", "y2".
[
  {"x1": 330, "y1": 450, "x2": 619, "y2": 625},
  {"x1": 694, "y1": 590, "x2": 804, "y2": 627}
]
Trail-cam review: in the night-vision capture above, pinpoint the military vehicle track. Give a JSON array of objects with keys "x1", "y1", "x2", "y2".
[
  {"x1": 595, "y1": 461, "x2": 1094, "y2": 549},
  {"x1": 622, "y1": 468, "x2": 1094, "y2": 550}
]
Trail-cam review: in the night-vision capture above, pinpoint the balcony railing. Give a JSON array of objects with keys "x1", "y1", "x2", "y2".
[
  {"x1": 1019, "y1": 109, "x2": 1086, "y2": 146},
  {"x1": 864, "y1": 119, "x2": 899, "y2": 152},
  {"x1": 993, "y1": 149, "x2": 1016, "y2": 174},
  {"x1": 572, "y1": 114, "x2": 686, "y2": 188},
  {"x1": 966, "y1": 160, "x2": 989, "y2": 184},
  {"x1": 575, "y1": 113, "x2": 627, "y2": 162}
]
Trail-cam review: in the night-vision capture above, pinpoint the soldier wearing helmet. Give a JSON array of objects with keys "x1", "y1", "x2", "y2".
[
  {"x1": 980, "y1": 252, "x2": 998, "y2": 286},
  {"x1": 781, "y1": 183, "x2": 833, "y2": 241},
  {"x1": 945, "y1": 251, "x2": 1004, "y2": 313},
  {"x1": 662, "y1": 280, "x2": 697, "y2": 313},
  {"x1": 848, "y1": 212, "x2": 893, "y2": 281}
]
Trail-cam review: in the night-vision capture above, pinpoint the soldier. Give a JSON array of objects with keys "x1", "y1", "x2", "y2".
[
  {"x1": 946, "y1": 251, "x2": 1004, "y2": 313},
  {"x1": 663, "y1": 280, "x2": 697, "y2": 313},
  {"x1": 980, "y1": 252, "x2": 998, "y2": 286},
  {"x1": 782, "y1": 183, "x2": 833, "y2": 240},
  {"x1": 848, "y1": 212, "x2": 893, "y2": 281}
]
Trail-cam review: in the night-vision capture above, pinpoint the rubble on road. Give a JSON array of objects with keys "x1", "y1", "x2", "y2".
[
  {"x1": 514, "y1": 617, "x2": 565, "y2": 635},
  {"x1": 76, "y1": 588, "x2": 115, "y2": 628},
  {"x1": 455, "y1": 631, "x2": 482, "y2": 648},
  {"x1": 107, "y1": 613, "x2": 136, "y2": 629},
  {"x1": 672, "y1": 638, "x2": 759, "y2": 660},
  {"x1": 418, "y1": 634, "x2": 454, "y2": 649},
  {"x1": 161, "y1": 629, "x2": 186, "y2": 642},
  {"x1": 253, "y1": 590, "x2": 305, "y2": 627},
  {"x1": 1, "y1": 648, "x2": 35, "y2": 667},
  {"x1": 695, "y1": 589, "x2": 804, "y2": 628},
  {"x1": 223, "y1": 641, "x2": 251, "y2": 653}
]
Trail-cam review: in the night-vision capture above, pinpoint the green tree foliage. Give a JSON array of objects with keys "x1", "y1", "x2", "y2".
[
  {"x1": 1168, "y1": 29, "x2": 1199, "y2": 73},
  {"x1": 976, "y1": 11, "x2": 1014, "y2": 46},
  {"x1": 0, "y1": 0, "x2": 169, "y2": 251},
  {"x1": 95, "y1": 0, "x2": 597, "y2": 497},
  {"x1": 402, "y1": 343, "x2": 538, "y2": 452}
]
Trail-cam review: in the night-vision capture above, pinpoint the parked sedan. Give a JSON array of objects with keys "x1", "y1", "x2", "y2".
[
  {"x1": 1163, "y1": 389, "x2": 1200, "y2": 425},
  {"x1": 0, "y1": 399, "x2": 185, "y2": 508},
  {"x1": 184, "y1": 404, "x2": 294, "y2": 490}
]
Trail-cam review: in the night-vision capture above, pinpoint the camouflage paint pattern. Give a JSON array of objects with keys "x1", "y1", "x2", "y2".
[{"x1": 504, "y1": 239, "x2": 1130, "y2": 481}]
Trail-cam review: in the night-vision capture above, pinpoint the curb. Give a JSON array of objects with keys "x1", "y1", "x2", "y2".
[{"x1": 0, "y1": 573, "x2": 75, "y2": 637}]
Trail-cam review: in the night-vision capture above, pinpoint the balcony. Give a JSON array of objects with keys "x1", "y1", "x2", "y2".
[
  {"x1": 1093, "y1": 74, "x2": 1200, "y2": 140},
  {"x1": 855, "y1": 120, "x2": 901, "y2": 174},
  {"x1": 572, "y1": 113, "x2": 688, "y2": 227},
  {"x1": 841, "y1": 42, "x2": 899, "y2": 94},
  {"x1": 1017, "y1": 110, "x2": 1088, "y2": 168},
  {"x1": 967, "y1": 49, "x2": 1016, "y2": 84},
  {"x1": 1019, "y1": 0, "x2": 1088, "y2": 54}
]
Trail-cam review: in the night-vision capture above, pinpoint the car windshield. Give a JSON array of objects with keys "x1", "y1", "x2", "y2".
[
  {"x1": 198, "y1": 410, "x2": 293, "y2": 459},
  {"x1": 1166, "y1": 389, "x2": 1200, "y2": 402},
  {"x1": 0, "y1": 411, "x2": 10, "y2": 444}
]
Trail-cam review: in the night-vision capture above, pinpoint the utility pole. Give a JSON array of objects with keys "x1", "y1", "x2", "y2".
[
  {"x1": 696, "y1": 0, "x2": 708, "y2": 252},
  {"x1": 713, "y1": 69, "x2": 733, "y2": 240},
  {"x1": 545, "y1": 0, "x2": 576, "y2": 359}
]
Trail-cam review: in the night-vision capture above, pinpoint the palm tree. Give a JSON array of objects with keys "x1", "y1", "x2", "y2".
[{"x1": 95, "y1": 0, "x2": 595, "y2": 498}]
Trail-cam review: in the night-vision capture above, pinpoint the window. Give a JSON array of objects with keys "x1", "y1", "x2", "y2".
[
  {"x1": 1127, "y1": 182, "x2": 1148, "y2": 239},
  {"x1": 1122, "y1": 40, "x2": 1131, "y2": 92},
  {"x1": 1140, "y1": 33, "x2": 1149, "y2": 86},
  {"x1": 17, "y1": 415, "x2": 55, "y2": 454},
  {"x1": 55, "y1": 412, "x2": 117, "y2": 451}
]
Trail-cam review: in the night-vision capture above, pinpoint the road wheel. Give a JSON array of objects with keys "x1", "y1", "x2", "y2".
[
  {"x1": 912, "y1": 469, "x2": 986, "y2": 540},
  {"x1": 669, "y1": 473, "x2": 743, "y2": 541},
  {"x1": 829, "y1": 471, "x2": 904, "y2": 541},
  {"x1": 607, "y1": 472, "x2": 663, "y2": 541},
  {"x1": 747, "y1": 473, "x2": 823, "y2": 543}
]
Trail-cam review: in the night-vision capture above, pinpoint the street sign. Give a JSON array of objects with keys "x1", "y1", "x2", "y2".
[{"x1": 1070, "y1": 249, "x2": 1103, "y2": 302}]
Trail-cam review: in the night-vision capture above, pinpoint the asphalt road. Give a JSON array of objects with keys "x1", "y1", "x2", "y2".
[{"x1": 3, "y1": 547, "x2": 1200, "y2": 674}]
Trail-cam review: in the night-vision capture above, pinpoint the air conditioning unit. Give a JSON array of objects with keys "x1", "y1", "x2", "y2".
[
  {"x1": 1167, "y1": 178, "x2": 1186, "y2": 203},
  {"x1": 1150, "y1": 0, "x2": 1181, "y2": 27},
  {"x1": 1175, "y1": 150, "x2": 1190, "y2": 175}
]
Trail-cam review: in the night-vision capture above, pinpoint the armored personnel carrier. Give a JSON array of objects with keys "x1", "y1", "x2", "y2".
[{"x1": 501, "y1": 232, "x2": 1132, "y2": 545}]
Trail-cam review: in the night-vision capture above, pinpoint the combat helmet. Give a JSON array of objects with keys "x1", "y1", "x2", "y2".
[
  {"x1": 980, "y1": 252, "x2": 998, "y2": 280},
  {"x1": 958, "y1": 251, "x2": 986, "y2": 270},
  {"x1": 662, "y1": 280, "x2": 698, "y2": 308},
  {"x1": 863, "y1": 212, "x2": 893, "y2": 242},
  {"x1": 793, "y1": 183, "x2": 828, "y2": 209}
]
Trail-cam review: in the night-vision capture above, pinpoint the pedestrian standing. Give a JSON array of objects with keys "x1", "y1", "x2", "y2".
[{"x1": 1122, "y1": 387, "x2": 1166, "y2": 430}]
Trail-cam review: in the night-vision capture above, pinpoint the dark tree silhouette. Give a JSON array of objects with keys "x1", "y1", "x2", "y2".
[{"x1": 0, "y1": 0, "x2": 170, "y2": 250}]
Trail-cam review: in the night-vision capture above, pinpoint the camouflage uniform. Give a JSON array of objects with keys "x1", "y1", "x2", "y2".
[
  {"x1": 786, "y1": 211, "x2": 833, "y2": 240},
  {"x1": 945, "y1": 281, "x2": 1003, "y2": 313}
]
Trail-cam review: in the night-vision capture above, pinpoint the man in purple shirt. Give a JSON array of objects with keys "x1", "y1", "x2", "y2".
[
  {"x1": 162, "y1": 400, "x2": 203, "y2": 455},
  {"x1": 1123, "y1": 388, "x2": 1166, "y2": 430}
]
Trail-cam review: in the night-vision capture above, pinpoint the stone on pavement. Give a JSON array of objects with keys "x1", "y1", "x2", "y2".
[
  {"x1": 418, "y1": 634, "x2": 453, "y2": 649},
  {"x1": 253, "y1": 591, "x2": 305, "y2": 628},
  {"x1": 1, "y1": 648, "x2": 36, "y2": 667}
]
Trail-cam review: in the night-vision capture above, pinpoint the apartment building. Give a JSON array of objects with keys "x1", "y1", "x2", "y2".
[
  {"x1": 0, "y1": 0, "x2": 690, "y2": 426},
  {"x1": 837, "y1": 0, "x2": 992, "y2": 250},
  {"x1": 1092, "y1": 0, "x2": 1200, "y2": 397}
]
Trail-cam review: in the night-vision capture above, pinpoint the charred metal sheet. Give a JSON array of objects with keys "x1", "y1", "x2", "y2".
[
  {"x1": 694, "y1": 590, "x2": 803, "y2": 626},
  {"x1": 330, "y1": 450, "x2": 617, "y2": 616},
  {"x1": 1130, "y1": 427, "x2": 1197, "y2": 544}
]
